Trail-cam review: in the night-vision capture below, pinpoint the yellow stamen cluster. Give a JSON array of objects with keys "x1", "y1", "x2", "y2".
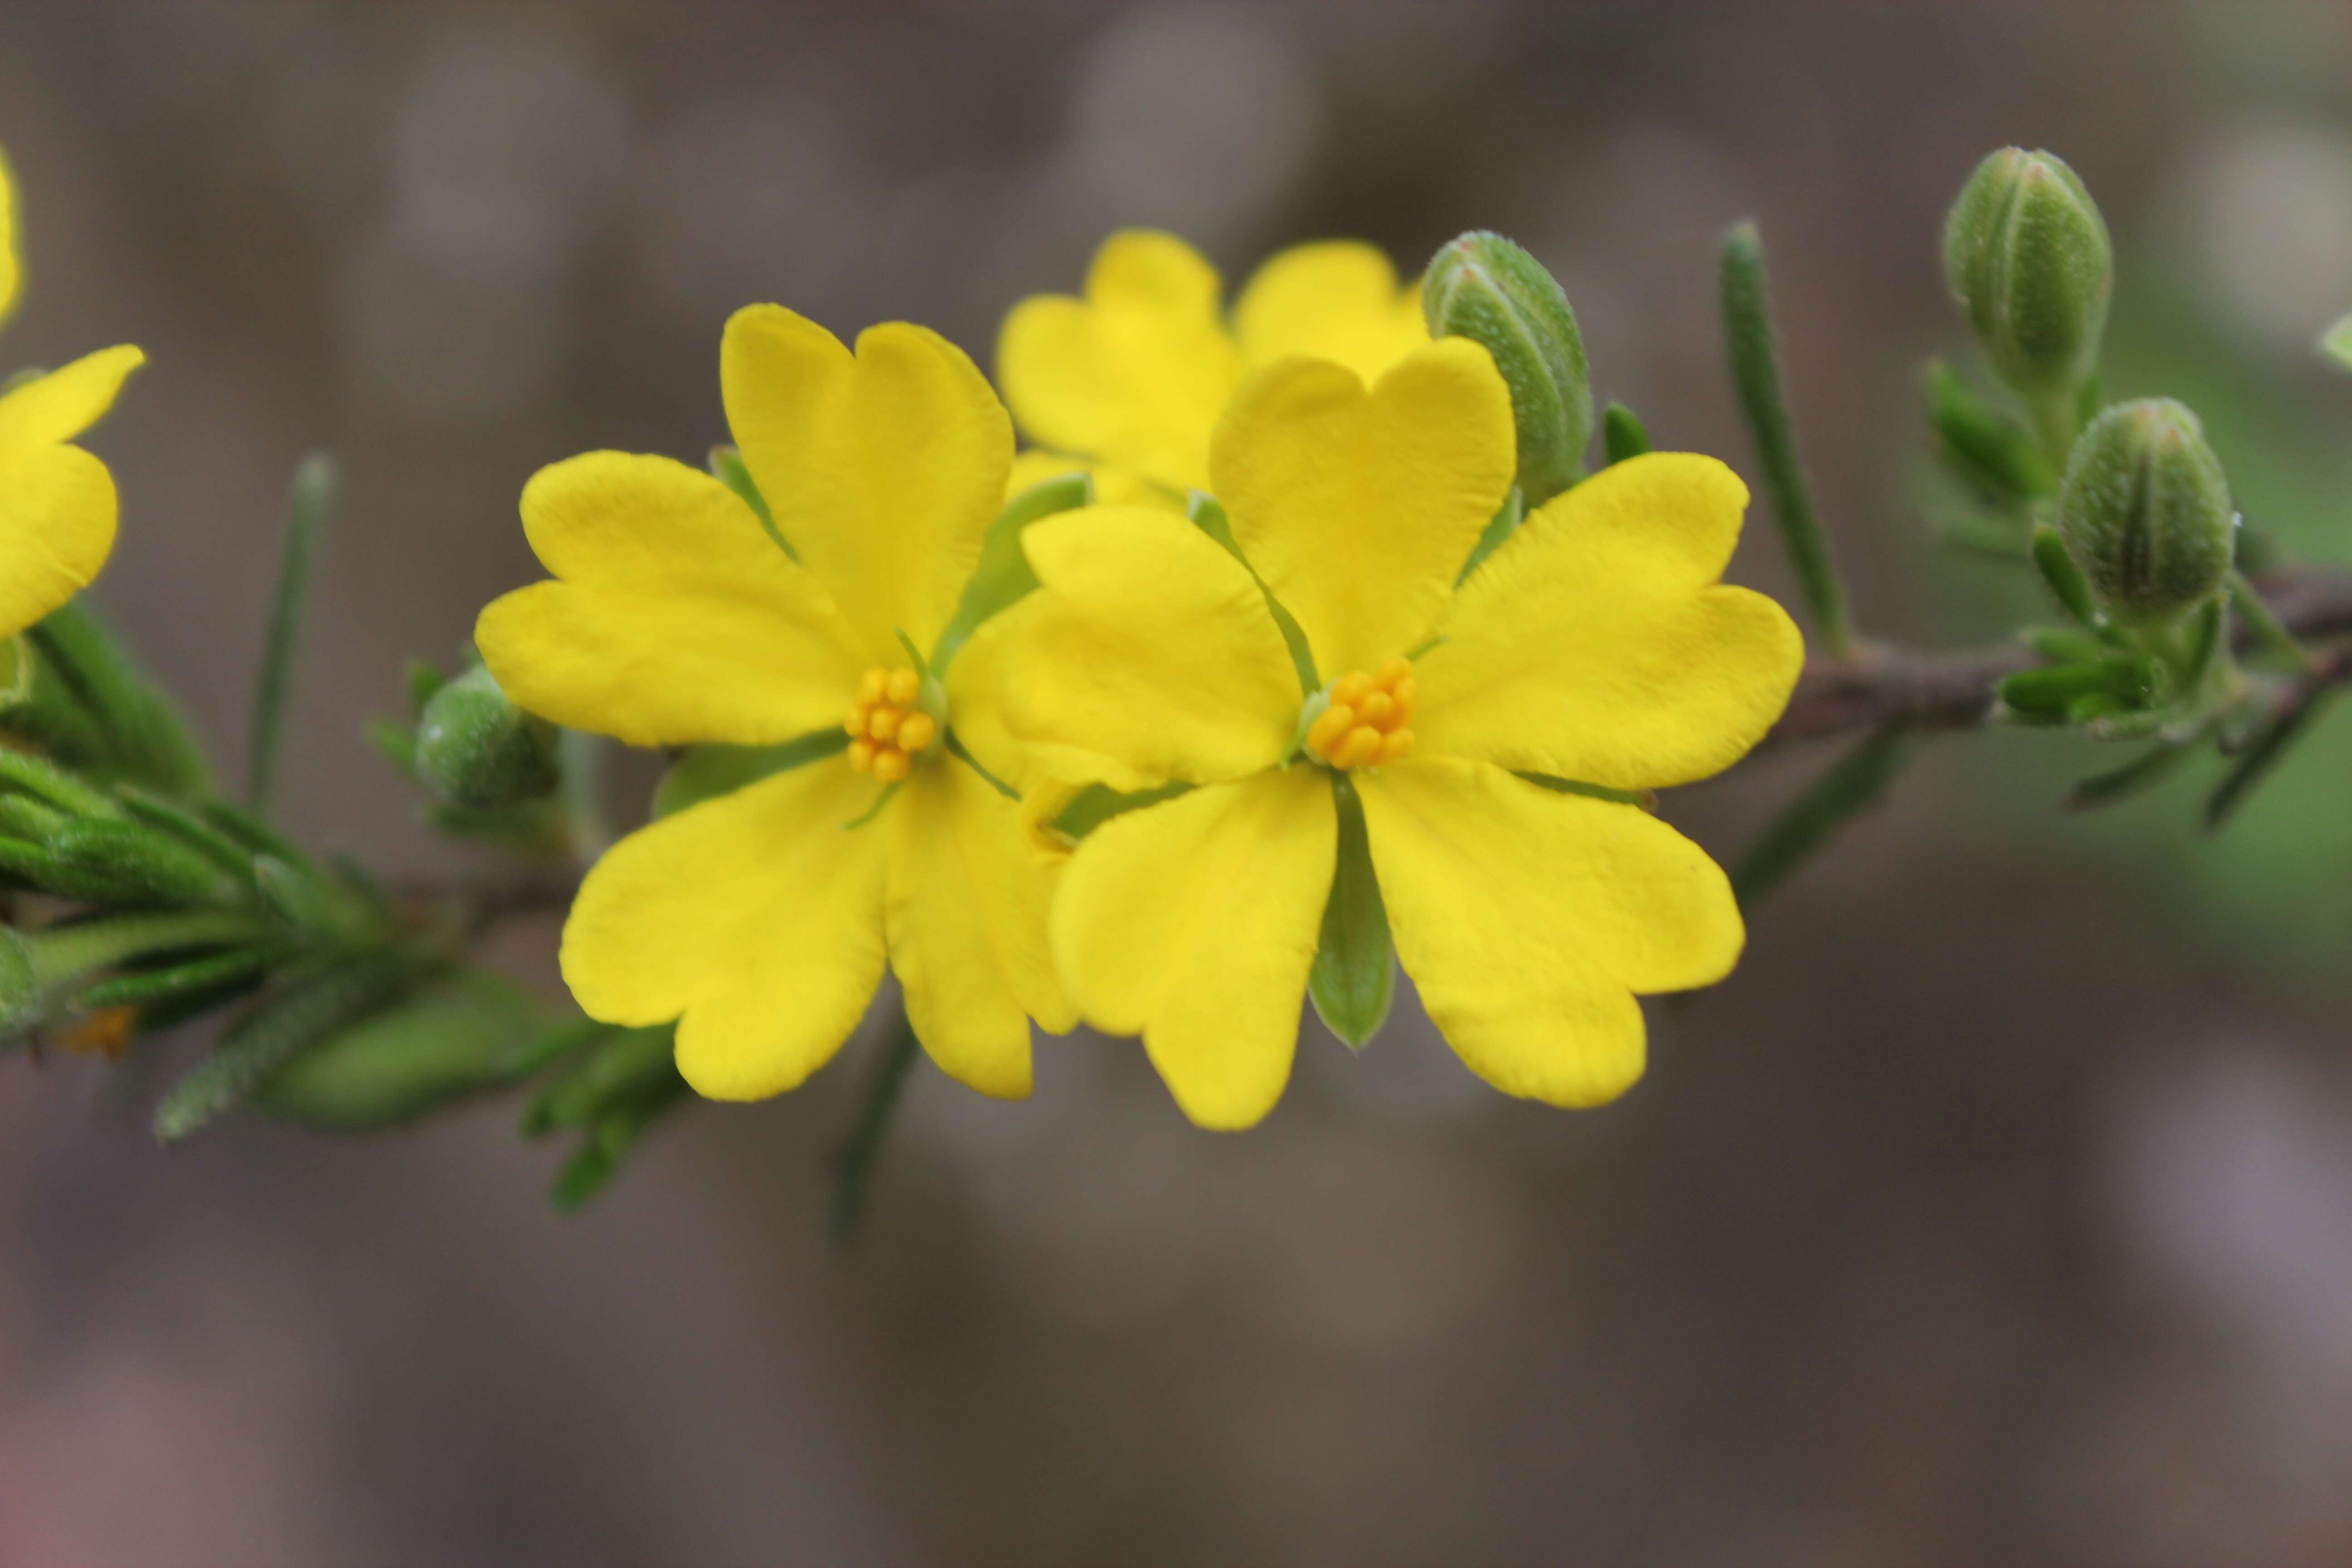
[
  {"x1": 845, "y1": 666, "x2": 938, "y2": 782},
  {"x1": 1303, "y1": 657, "x2": 1416, "y2": 769}
]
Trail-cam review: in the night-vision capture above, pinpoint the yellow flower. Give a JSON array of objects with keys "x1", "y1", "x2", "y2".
[
  {"x1": 0, "y1": 148, "x2": 143, "y2": 639},
  {"x1": 476, "y1": 308, "x2": 1073, "y2": 1102},
  {"x1": 998, "y1": 341, "x2": 1803, "y2": 1129},
  {"x1": 995, "y1": 230, "x2": 1427, "y2": 502}
]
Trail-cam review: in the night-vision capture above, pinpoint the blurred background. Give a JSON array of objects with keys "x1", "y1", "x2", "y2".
[{"x1": 5, "y1": 3, "x2": 2352, "y2": 1563}]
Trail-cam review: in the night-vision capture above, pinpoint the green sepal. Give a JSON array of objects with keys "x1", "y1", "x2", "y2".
[
  {"x1": 2031, "y1": 522, "x2": 2101, "y2": 628},
  {"x1": 709, "y1": 444, "x2": 792, "y2": 559},
  {"x1": 1306, "y1": 774, "x2": 1394, "y2": 1049},
  {"x1": 415, "y1": 665, "x2": 560, "y2": 810},
  {"x1": 1601, "y1": 401, "x2": 1651, "y2": 466},
  {"x1": 522, "y1": 1023, "x2": 681, "y2": 1135},
  {"x1": 1456, "y1": 486, "x2": 1524, "y2": 585},
  {"x1": 153, "y1": 945, "x2": 443, "y2": 1142},
  {"x1": 1422, "y1": 230, "x2": 1592, "y2": 505},
  {"x1": 0, "y1": 792, "x2": 69, "y2": 843},
  {"x1": 1189, "y1": 493, "x2": 1319, "y2": 695},
  {"x1": 653, "y1": 729, "x2": 850, "y2": 819},
  {"x1": 255, "y1": 970, "x2": 554, "y2": 1131},
  {"x1": 1048, "y1": 780, "x2": 1193, "y2": 844},
  {"x1": 1926, "y1": 360, "x2": 2057, "y2": 502},
  {"x1": 930, "y1": 472, "x2": 1092, "y2": 675}
]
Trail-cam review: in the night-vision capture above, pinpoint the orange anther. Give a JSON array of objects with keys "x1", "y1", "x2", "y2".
[
  {"x1": 886, "y1": 668, "x2": 921, "y2": 706},
  {"x1": 1305, "y1": 705, "x2": 1356, "y2": 758},
  {"x1": 859, "y1": 668, "x2": 889, "y2": 702},
  {"x1": 1330, "y1": 672, "x2": 1375, "y2": 708},
  {"x1": 1375, "y1": 656, "x2": 1412, "y2": 686},
  {"x1": 1357, "y1": 690, "x2": 1396, "y2": 726},
  {"x1": 872, "y1": 748, "x2": 911, "y2": 783},
  {"x1": 1372, "y1": 729, "x2": 1415, "y2": 765},
  {"x1": 897, "y1": 711, "x2": 937, "y2": 753},
  {"x1": 848, "y1": 738, "x2": 878, "y2": 772},
  {"x1": 867, "y1": 708, "x2": 902, "y2": 742},
  {"x1": 1334, "y1": 725, "x2": 1382, "y2": 769}
]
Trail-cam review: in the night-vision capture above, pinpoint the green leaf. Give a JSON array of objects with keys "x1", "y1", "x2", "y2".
[
  {"x1": 153, "y1": 946, "x2": 440, "y2": 1142},
  {"x1": 652, "y1": 730, "x2": 851, "y2": 819},
  {"x1": 1306, "y1": 774, "x2": 1394, "y2": 1049},
  {"x1": 2320, "y1": 311, "x2": 2352, "y2": 372},
  {"x1": 77, "y1": 945, "x2": 291, "y2": 1010},
  {"x1": 2066, "y1": 741, "x2": 2196, "y2": 810},
  {"x1": 255, "y1": 970, "x2": 554, "y2": 1131},
  {"x1": 1731, "y1": 724, "x2": 1914, "y2": 910},
  {"x1": 2207, "y1": 689, "x2": 2334, "y2": 832},
  {"x1": 44, "y1": 818, "x2": 249, "y2": 908},
  {"x1": 250, "y1": 453, "x2": 334, "y2": 818},
  {"x1": 930, "y1": 472, "x2": 1092, "y2": 675},
  {"x1": 1601, "y1": 401, "x2": 1651, "y2": 466},
  {"x1": 553, "y1": 1072, "x2": 693, "y2": 1212},
  {"x1": 1456, "y1": 487, "x2": 1523, "y2": 585},
  {"x1": 1926, "y1": 360, "x2": 2057, "y2": 503},
  {"x1": 0, "y1": 746, "x2": 122, "y2": 819},
  {"x1": 113, "y1": 786, "x2": 262, "y2": 877},
  {"x1": 827, "y1": 1018, "x2": 919, "y2": 1250},
  {"x1": 708, "y1": 444, "x2": 793, "y2": 559},
  {"x1": 27, "y1": 603, "x2": 212, "y2": 794},
  {"x1": 523, "y1": 1023, "x2": 679, "y2": 1135},
  {"x1": 2031, "y1": 522, "x2": 2101, "y2": 629},
  {"x1": 1188, "y1": 493, "x2": 1319, "y2": 695},
  {"x1": 402, "y1": 658, "x2": 448, "y2": 718},
  {"x1": 1720, "y1": 220, "x2": 1856, "y2": 657}
]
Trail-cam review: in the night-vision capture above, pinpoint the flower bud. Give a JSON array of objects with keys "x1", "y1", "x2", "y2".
[
  {"x1": 1422, "y1": 231, "x2": 1592, "y2": 506},
  {"x1": 1943, "y1": 148, "x2": 2112, "y2": 399},
  {"x1": 415, "y1": 665, "x2": 559, "y2": 811},
  {"x1": 2055, "y1": 399, "x2": 2234, "y2": 627}
]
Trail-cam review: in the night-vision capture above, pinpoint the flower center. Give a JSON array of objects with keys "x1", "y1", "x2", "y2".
[
  {"x1": 846, "y1": 665, "x2": 940, "y2": 782},
  {"x1": 1303, "y1": 657, "x2": 1416, "y2": 769}
]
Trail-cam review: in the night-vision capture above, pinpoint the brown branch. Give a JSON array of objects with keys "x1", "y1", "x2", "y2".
[{"x1": 1758, "y1": 564, "x2": 2352, "y2": 751}]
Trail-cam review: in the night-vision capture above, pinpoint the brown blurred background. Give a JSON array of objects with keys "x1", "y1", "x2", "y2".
[{"x1": 6, "y1": 3, "x2": 2352, "y2": 1563}]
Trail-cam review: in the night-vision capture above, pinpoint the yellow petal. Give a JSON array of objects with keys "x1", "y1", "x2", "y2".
[
  {"x1": 1053, "y1": 769, "x2": 1335, "y2": 1129},
  {"x1": 0, "y1": 441, "x2": 115, "y2": 638},
  {"x1": 995, "y1": 230, "x2": 1240, "y2": 495},
  {"x1": 0, "y1": 145, "x2": 17, "y2": 325},
  {"x1": 1232, "y1": 240, "x2": 1427, "y2": 382},
  {"x1": 999, "y1": 505, "x2": 1300, "y2": 791},
  {"x1": 887, "y1": 760, "x2": 1074, "y2": 1099},
  {"x1": 0, "y1": 345, "x2": 144, "y2": 456},
  {"x1": 1415, "y1": 453, "x2": 1804, "y2": 789},
  {"x1": 477, "y1": 451, "x2": 869, "y2": 747},
  {"x1": 1359, "y1": 758, "x2": 1744, "y2": 1107},
  {"x1": 722, "y1": 307, "x2": 1010, "y2": 661},
  {"x1": 561, "y1": 759, "x2": 890, "y2": 1101},
  {"x1": 1214, "y1": 339, "x2": 1514, "y2": 677},
  {"x1": 1003, "y1": 448, "x2": 1178, "y2": 511}
]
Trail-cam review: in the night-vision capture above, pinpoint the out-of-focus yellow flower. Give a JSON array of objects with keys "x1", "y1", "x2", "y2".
[
  {"x1": 477, "y1": 308, "x2": 1072, "y2": 1102},
  {"x1": 998, "y1": 340, "x2": 1802, "y2": 1129},
  {"x1": 0, "y1": 149, "x2": 143, "y2": 638},
  {"x1": 995, "y1": 230, "x2": 1426, "y2": 503}
]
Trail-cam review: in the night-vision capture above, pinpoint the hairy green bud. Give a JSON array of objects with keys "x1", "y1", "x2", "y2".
[
  {"x1": 415, "y1": 666, "x2": 559, "y2": 811},
  {"x1": 1422, "y1": 230, "x2": 1592, "y2": 506},
  {"x1": 2056, "y1": 399, "x2": 2234, "y2": 627},
  {"x1": 1943, "y1": 148, "x2": 2112, "y2": 400}
]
